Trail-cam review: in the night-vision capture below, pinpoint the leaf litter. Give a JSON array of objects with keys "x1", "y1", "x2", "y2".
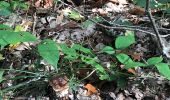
[{"x1": 0, "y1": 0, "x2": 170, "y2": 99}]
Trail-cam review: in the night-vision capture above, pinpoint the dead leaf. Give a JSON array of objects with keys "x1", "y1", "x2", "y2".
[
  {"x1": 35, "y1": 0, "x2": 41, "y2": 8},
  {"x1": 109, "y1": 0, "x2": 128, "y2": 4},
  {"x1": 92, "y1": 8, "x2": 108, "y2": 16},
  {"x1": 34, "y1": 0, "x2": 53, "y2": 8},
  {"x1": 131, "y1": 53, "x2": 143, "y2": 61},
  {"x1": 63, "y1": 21, "x2": 79, "y2": 29},
  {"x1": 128, "y1": 68, "x2": 136, "y2": 74},
  {"x1": 49, "y1": 76, "x2": 69, "y2": 92},
  {"x1": 84, "y1": 84, "x2": 98, "y2": 95},
  {"x1": 116, "y1": 50, "x2": 143, "y2": 61},
  {"x1": 56, "y1": 13, "x2": 64, "y2": 25},
  {"x1": 129, "y1": 5, "x2": 161, "y2": 16},
  {"x1": 44, "y1": 0, "x2": 53, "y2": 8},
  {"x1": 119, "y1": 65, "x2": 136, "y2": 74},
  {"x1": 129, "y1": 5, "x2": 145, "y2": 15}
]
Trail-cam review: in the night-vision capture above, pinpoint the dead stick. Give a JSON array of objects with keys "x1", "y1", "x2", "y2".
[
  {"x1": 145, "y1": 0, "x2": 169, "y2": 61},
  {"x1": 145, "y1": 0, "x2": 163, "y2": 54}
]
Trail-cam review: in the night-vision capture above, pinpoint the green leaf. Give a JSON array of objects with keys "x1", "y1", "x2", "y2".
[
  {"x1": 155, "y1": 63, "x2": 170, "y2": 80},
  {"x1": 0, "y1": 9, "x2": 11, "y2": 16},
  {"x1": 18, "y1": 32, "x2": 37, "y2": 42},
  {"x1": 0, "y1": 24, "x2": 11, "y2": 30},
  {"x1": 133, "y1": 0, "x2": 157, "y2": 8},
  {"x1": 0, "y1": 1, "x2": 10, "y2": 8},
  {"x1": 14, "y1": 25, "x2": 24, "y2": 32},
  {"x1": 0, "y1": 54, "x2": 4, "y2": 61},
  {"x1": 81, "y1": 55, "x2": 106, "y2": 74},
  {"x1": 116, "y1": 53, "x2": 133, "y2": 64},
  {"x1": 158, "y1": 0, "x2": 169, "y2": 3},
  {"x1": 68, "y1": 10, "x2": 84, "y2": 21},
  {"x1": 115, "y1": 31, "x2": 135, "y2": 49},
  {"x1": 99, "y1": 74, "x2": 110, "y2": 80},
  {"x1": 38, "y1": 39, "x2": 59, "y2": 69},
  {"x1": 101, "y1": 46, "x2": 115, "y2": 54},
  {"x1": 10, "y1": 1, "x2": 29, "y2": 10},
  {"x1": 72, "y1": 44, "x2": 92, "y2": 54},
  {"x1": 0, "y1": 70, "x2": 4, "y2": 83},
  {"x1": 125, "y1": 62, "x2": 146, "y2": 69},
  {"x1": 59, "y1": 43, "x2": 78, "y2": 60},
  {"x1": 147, "y1": 57, "x2": 163, "y2": 65},
  {"x1": 0, "y1": 30, "x2": 37, "y2": 47}
]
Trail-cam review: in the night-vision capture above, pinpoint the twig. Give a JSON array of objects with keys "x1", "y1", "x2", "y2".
[
  {"x1": 145, "y1": 0, "x2": 163, "y2": 54},
  {"x1": 80, "y1": 69, "x2": 97, "y2": 81},
  {"x1": 32, "y1": 12, "x2": 37, "y2": 35},
  {"x1": 59, "y1": 1, "x2": 170, "y2": 38},
  {"x1": 93, "y1": 20, "x2": 156, "y2": 35}
]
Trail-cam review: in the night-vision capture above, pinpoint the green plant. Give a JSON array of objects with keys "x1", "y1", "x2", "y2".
[
  {"x1": 38, "y1": 39, "x2": 59, "y2": 69},
  {"x1": 133, "y1": 0, "x2": 170, "y2": 13},
  {"x1": 101, "y1": 30, "x2": 170, "y2": 80},
  {"x1": 0, "y1": 1, "x2": 11, "y2": 16},
  {"x1": 0, "y1": 30, "x2": 37, "y2": 49},
  {"x1": 0, "y1": 0, "x2": 29, "y2": 16},
  {"x1": 0, "y1": 22, "x2": 170, "y2": 96},
  {"x1": 37, "y1": 30, "x2": 170, "y2": 83}
]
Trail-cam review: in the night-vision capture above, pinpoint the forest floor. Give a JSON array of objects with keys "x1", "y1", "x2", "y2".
[{"x1": 0, "y1": 0, "x2": 170, "y2": 100}]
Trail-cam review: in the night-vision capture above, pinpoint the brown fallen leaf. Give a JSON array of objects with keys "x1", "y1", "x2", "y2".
[
  {"x1": 119, "y1": 65, "x2": 136, "y2": 75},
  {"x1": 116, "y1": 50, "x2": 143, "y2": 61},
  {"x1": 34, "y1": 0, "x2": 41, "y2": 8},
  {"x1": 56, "y1": 13, "x2": 64, "y2": 25},
  {"x1": 129, "y1": 5, "x2": 145, "y2": 15},
  {"x1": 44, "y1": 0, "x2": 53, "y2": 8},
  {"x1": 63, "y1": 21, "x2": 79, "y2": 29},
  {"x1": 34, "y1": 0, "x2": 53, "y2": 8},
  {"x1": 84, "y1": 83, "x2": 98, "y2": 95},
  {"x1": 131, "y1": 52, "x2": 143, "y2": 61},
  {"x1": 49, "y1": 76, "x2": 69, "y2": 92},
  {"x1": 129, "y1": 5, "x2": 161, "y2": 16},
  {"x1": 127, "y1": 68, "x2": 136, "y2": 75}
]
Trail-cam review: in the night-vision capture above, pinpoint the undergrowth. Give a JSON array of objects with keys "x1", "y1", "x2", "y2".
[{"x1": 0, "y1": 0, "x2": 170, "y2": 98}]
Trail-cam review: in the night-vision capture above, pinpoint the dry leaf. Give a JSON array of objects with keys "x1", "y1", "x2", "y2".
[
  {"x1": 119, "y1": 65, "x2": 136, "y2": 74},
  {"x1": 35, "y1": 0, "x2": 53, "y2": 8},
  {"x1": 44, "y1": 0, "x2": 53, "y2": 8},
  {"x1": 109, "y1": 0, "x2": 128, "y2": 4},
  {"x1": 117, "y1": 0, "x2": 128, "y2": 4},
  {"x1": 84, "y1": 84, "x2": 98, "y2": 95},
  {"x1": 129, "y1": 5, "x2": 161, "y2": 16},
  {"x1": 56, "y1": 13, "x2": 64, "y2": 25},
  {"x1": 49, "y1": 76, "x2": 68, "y2": 92},
  {"x1": 128, "y1": 68, "x2": 136, "y2": 74},
  {"x1": 35, "y1": 0, "x2": 41, "y2": 8},
  {"x1": 129, "y1": 5, "x2": 145, "y2": 15},
  {"x1": 131, "y1": 53, "x2": 143, "y2": 61},
  {"x1": 63, "y1": 21, "x2": 79, "y2": 29}
]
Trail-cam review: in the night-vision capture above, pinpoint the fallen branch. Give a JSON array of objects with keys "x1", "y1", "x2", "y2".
[
  {"x1": 145, "y1": 0, "x2": 163, "y2": 54},
  {"x1": 145, "y1": 0, "x2": 169, "y2": 61}
]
